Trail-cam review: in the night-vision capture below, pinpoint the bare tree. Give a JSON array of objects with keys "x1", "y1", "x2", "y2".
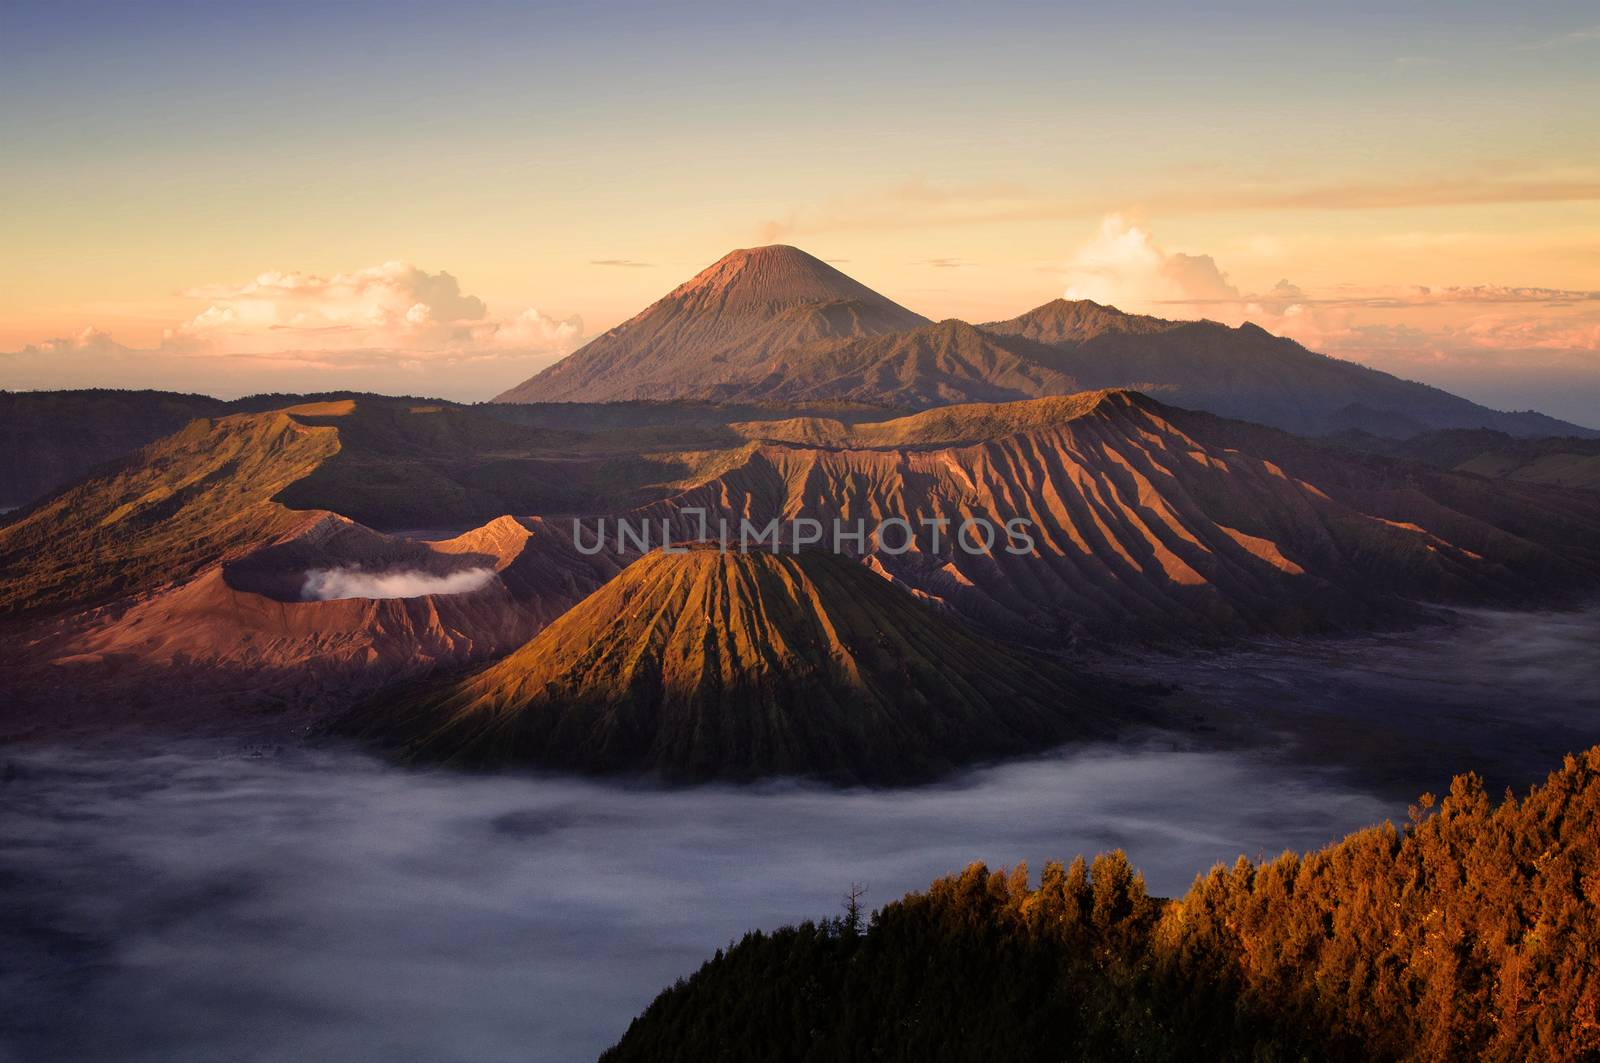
[{"x1": 842, "y1": 882, "x2": 868, "y2": 936}]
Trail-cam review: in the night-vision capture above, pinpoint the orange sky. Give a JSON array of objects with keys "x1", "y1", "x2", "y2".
[{"x1": 2, "y1": 2, "x2": 1597, "y2": 422}]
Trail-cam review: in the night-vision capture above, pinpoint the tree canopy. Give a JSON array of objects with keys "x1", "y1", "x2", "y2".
[{"x1": 605, "y1": 748, "x2": 1600, "y2": 1061}]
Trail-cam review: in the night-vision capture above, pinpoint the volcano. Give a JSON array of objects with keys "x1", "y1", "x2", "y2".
[
  {"x1": 336, "y1": 545, "x2": 1129, "y2": 782},
  {"x1": 496, "y1": 246, "x2": 1592, "y2": 438},
  {"x1": 494, "y1": 245, "x2": 928, "y2": 403}
]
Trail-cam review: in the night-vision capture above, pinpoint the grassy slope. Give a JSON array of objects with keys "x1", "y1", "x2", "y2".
[{"x1": 0, "y1": 411, "x2": 338, "y2": 617}]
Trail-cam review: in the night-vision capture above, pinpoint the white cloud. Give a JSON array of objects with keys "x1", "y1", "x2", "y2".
[
  {"x1": 1061, "y1": 214, "x2": 1241, "y2": 313},
  {"x1": 301, "y1": 566, "x2": 498, "y2": 601},
  {"x1": 2, "y1": 261, "x2": 582, "y2": 400},
  {"x1": 483, "y1": 307, "x2": 582, "y2": 350},
  {"x1": 166, "y1": 261, "x2": 579, "y2": 359},
  {"x1": 22, "y1": 327, "x2": 134, "y2": 357}
]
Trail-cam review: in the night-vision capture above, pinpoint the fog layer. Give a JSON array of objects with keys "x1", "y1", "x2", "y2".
[{"x1": 0, "y1": 742, "x2": 1391, "y2": 1063}]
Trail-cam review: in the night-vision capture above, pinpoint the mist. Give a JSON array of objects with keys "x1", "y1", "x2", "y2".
[
  {"x1": 4, "y1": 606, "x2": 1595, "y2": 1061},
  {"x1": 301, "y1": 566, "x2": 497, "y2": 601},
  {"x1": 0, "y1": 740, "x2": 1393, "y2": 1063}
]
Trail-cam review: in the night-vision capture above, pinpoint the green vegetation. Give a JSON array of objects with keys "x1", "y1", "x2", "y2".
[{"x1": 606, "y1": 749, "x2": 1600, "y2": 1061}]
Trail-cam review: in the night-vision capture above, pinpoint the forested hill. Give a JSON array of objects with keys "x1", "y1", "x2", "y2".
[{"x1": 603, "y1": 748, "x2": 1600, "y2": 1062}]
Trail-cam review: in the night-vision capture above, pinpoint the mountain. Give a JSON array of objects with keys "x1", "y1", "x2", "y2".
[
  {"x1": 982, "y1": 299, "x2": 1594, "y2": 438},
  {"x1": 495, "y1": 245, "x2": 929, "y2": 403},
  {"x1": 8, "y1": 389, "x2": 1599, "y2": 743},
  {"x1": 603, "y1": 747, "x2": 1600, "y2": 1062},
  {"x1": 498, "y1": 247, "x2": 1591, "y2": 437},
  {"x1": 0, "y1": 406, "x2": 339, "y2": 618},
  {"x1": 713, "y1": 319, "x2": 1080, "y2": 406},
  {"x1": 1326, "y1": 427, "x2": 1600, "y2": 492},
  {"x1": 631, "y1": 390, "x2": 1600, "y2": 641},
  {"x1": 333, "y1": 545, "x2": 1131, "y2": 783},
  {"x1": 0, "y1": 389, "x2": 229, "y2": 511},
  {"x1": 0, "y1": 399, "x2": 631, "y2": 734},
  {"x1": 0, "y1": 388, "x2": 490, "y2": 515},
  {"x1": 0, "y1": 512, "x2": 617, "y2": 735},
  {"x1": 978, "y1": 297, "x2": 1178, "y2": 344}
]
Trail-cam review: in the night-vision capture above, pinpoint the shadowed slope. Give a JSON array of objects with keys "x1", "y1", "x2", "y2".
[
  {"x1": 337, "y1": 546, "x2": 1130, "y2": 782},
  {"x1": 721, "y1": 319, "x2": 1080, "y2": 406},
  {"x1": 0, "y1": 389, "x2": 231, "y2": 511},
  {"x1": 495, "y1": 246, "x2": 929, "y2": 402},
  {"x1": 1327, "y1": 428, "x2": 1600, "y2": 492},
  {"x1": 982, "y1": 299, "x2": 1594, "y2": 438}
]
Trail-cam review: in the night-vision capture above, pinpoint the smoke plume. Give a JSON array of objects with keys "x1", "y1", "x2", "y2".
[{"x1": 301, "y1": 566, "x2": 496, "y2": 601}]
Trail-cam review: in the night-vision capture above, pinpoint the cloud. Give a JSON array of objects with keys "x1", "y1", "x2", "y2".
[
  {"x1": 1060, "y1": 214, "x2": 1241, "y2": 312},
  {"x1": 3, "y1": 261, "x2": 583, "y2": 400},
  {"x1": 590, "y1": 259, "x2": 653, "y2": 268},
  {"x1": 21, "y1": 326, "x2": 136, "y2": 357},
  {"x1": 1521, "y1": 23, "x2": 1600, "y2": 48},
  {"x1": 485, "y1": 307, "x2": 583, "y2": 351},
  {"x1": 166, "y1": 261, "x2": 578, "y2": 358},
  {"x1": 300, "y1": 566, "x2": 497, "y2": 601},
  {"x1": 1054, "y1": 215, "x2": 1600, "y2": 420}
]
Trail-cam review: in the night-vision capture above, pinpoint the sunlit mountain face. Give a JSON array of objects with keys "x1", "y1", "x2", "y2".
[{"x1": 3, "y1": 2, "x2": 1599, "y2": 1060}]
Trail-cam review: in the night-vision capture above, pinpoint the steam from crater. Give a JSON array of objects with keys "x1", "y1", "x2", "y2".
[{"x1": 301, "y1": 566, "x2": 497, "y2": 601}]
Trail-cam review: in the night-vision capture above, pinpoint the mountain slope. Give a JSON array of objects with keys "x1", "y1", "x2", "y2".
[
  {"x1": 718, "y1": 319, "x2": 1081, "y2": 406},
  {"x1": 335, "y1": 545, "x2": 1130, "y2": 782},
  {"x1": 0, "y1": 389, "x2": 232, "y2": 511},
  {"x1": 631, "y1": 391, "x2": 1600, "y2": 641},
  {"x1": 0, "y1": 409, "x2": 339, "y2": 617},
  {"x1": 8, "y1": 389, "x2": 1599, "y2": 744},
  {"x1": 0, "y1": 512, "x2": 619, "y2": 736},
  {"x1": 495, "y1": 245, "x2": 929, "y2": 402},
  {"x1": 982, "y1": 299, "x2": 1594, "y2": 438},
  {"x1": 1327, "y1": 427, "x2": 1600, "y2": 491}
]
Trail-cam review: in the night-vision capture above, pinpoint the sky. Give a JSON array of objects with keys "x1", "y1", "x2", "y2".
[{"x1": 2, "y1": 0, "x2": 1597, "y2": 423}]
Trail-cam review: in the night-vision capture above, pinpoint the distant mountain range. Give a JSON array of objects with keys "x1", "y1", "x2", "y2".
[{"x1": 497, "y1": 245, "x2": 1594, "y2": 439}]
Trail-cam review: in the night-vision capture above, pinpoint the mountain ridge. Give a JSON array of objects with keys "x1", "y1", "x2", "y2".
[{"x1": 495, "y1": 247, "x2": 1593, "y2": 438}]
